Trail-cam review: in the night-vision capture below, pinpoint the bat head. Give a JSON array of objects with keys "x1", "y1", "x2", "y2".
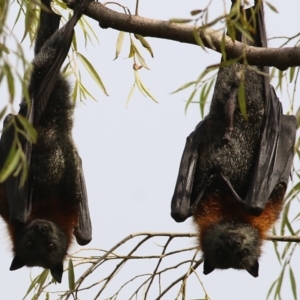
[
  {"x1": 10, "y1": 219, "x2": 68, "y2": 283},
  {"x1": 201, "y1": 222, "x2": 260, "y2": 277}
]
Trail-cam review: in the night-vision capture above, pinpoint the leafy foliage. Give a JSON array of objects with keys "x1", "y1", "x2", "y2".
[{"x1": 1, "y1": 0, "x2": 300, "y2": 299}]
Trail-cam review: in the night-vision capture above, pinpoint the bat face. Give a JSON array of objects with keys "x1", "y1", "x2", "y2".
[
  {"x1": 201, "y1": 222, "x2": 260, "y2": 277},
  {"x1": 10, "y1": 220, "x2": 67, "y2": 282}
]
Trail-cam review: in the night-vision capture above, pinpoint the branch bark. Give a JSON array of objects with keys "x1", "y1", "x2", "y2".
[{"x1": 81, "y1": 2, "x2": 300, "y2": 71}]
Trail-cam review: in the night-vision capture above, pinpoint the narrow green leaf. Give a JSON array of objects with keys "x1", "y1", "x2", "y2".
[
  {"x1": 190, "y1": 9, "x2": 203, "y2": 16},
  {"x1": 128, "y1": 44, "x2": 135, "y2": 58},
  {"x1": 275, "y1": 266, "x2": 286, "y2": 297},
  {"x1": 77, "y1": 52, "x2": 108, "y2": 96},
  {"x1": 68, "y1": 259, "x2": 75, "y2": 291},
  {"x1": 267, "y1": 279, "x2": 278, "y2": 299},
  {"x1": 272, "y1": 240, "x2": 282, "y2": 265},
  {"x1": 196, "y1": 69, "x2": 210, "y2": 86},
  {"x1": 78, "y1": 81, "x2": 97, "y2": 101},
  {"x1": 37, "y1": 268, "x2": 49, "y2": 284},
  {"x1": 21, "y1": 1, "x2": 36, "y2": 43},
  {"x1": 233, "y1": 21, "x2": 253, "y2": 43},
  {"x1": 72, "y1": 25, "x2": 78, "y2": 51},
  {"x1": 238, "y1": 82, "x2": 248, "y2": 121},
  {"x1": 4, "y1": 63, "x2": 15, "y2": 102},
  {"x1": 115, "y1": 31, "x2": 126, "y2": 60},
  {"x1": 0, "y1": 43, "x2": 9, "y2": 54},
  {"x1": 169, "y1": 18, "x2": 193, "y2": 24},
  {"x1": 139, "y1": 77, "x2": 158, "y2": 103},
  {"x1": 266, "y1": 2, "x2": 279, "y2": 13},
  {"x1": 130, "y1": 38, "x2": 150, "y2": 70},
  {"x1": 289, "y1": 67, "x2": 295, "y2": 83},
  {"x1": 226, "y1": 20, "x2": 236, "y2": 42},
  {"x1": 199, "y1": 83, "x2": 207, "y2": 118},
  {"x1": 0, "y1": 106, "x2": 7, "y2": 120},
  {"x1": 281, "y1": 242, "x2": 292, "y2": 260},
  {"x1": 277, "y1": 69, "x2": 283, "y2": 91},
  {"x1": 192, "y1": 28, "x2": 205, "y2": 50},
  {"x1": 134, "y1": 34, "x2": 154, "y2": 57},
  {"x1": 126, "y1": 83, "x2": 135, "y2": 107},
  {"x1": 184, "y1": 89, "x2": 197, "y2": 113},
  {"x1": 203, "y1": 31, "x2": 215, "y2": 50},
  {"x1": 79, "y1": 15, "x2": 100, "y2": 44},
  {"x1": 22, "y1": 275, "x2": 40, "y2": 299},
  {"x1": 134, "y1": 70, "x2": 146, "y2": 97},
  {"x1": 0, "y1": 145, "x2": 21, "y2": 182},
  {"x1": 16, "y1": 115, "x2": 37, "y2": 143},
  {"x1": 135, "y1": 48, "x2": 150, "y2": 70},
  {"x1": 289, "y1": 267, "x2": 297, "y2": 300},
  {"x1": 170, "y1": 81, "x2": 196, "y2": 94},
  {"x1": 220, "y1": 34, "x2": 227, "y2": 61},
  {"x1": 0, "y1": 0, "x2": 8, "y2": 21},
  {"x1": 283, "y1": 212, "x2": 295, "y2": 236},
  {"x1": 200, "y1": 77, "x2": 215, "y2": 118},
  {"x1": 285, "y1": 182, "x2": 300, "y2": 202}
]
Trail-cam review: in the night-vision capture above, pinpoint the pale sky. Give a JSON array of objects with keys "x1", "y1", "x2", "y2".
[{"x1": 0, "y1": 1, "x2": 299, "y2": 299}]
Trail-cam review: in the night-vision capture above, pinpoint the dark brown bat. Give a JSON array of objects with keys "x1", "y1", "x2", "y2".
[
  {"x1": 0, "y1": 0, "x2": 92, "y2": 283},
  {"x1": 171, "y1": 0, "x2": 296, "y2": 277}
]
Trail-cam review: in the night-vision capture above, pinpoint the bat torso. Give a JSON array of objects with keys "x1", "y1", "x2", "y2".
[
  {"x1": 0, "y1": 75, "x2": 81, "y2": 246},
  {"x1": 191, "y1": 63, "x2": 265, "y2": 201},
  {"x1": 171, "y1": 1, "x2": 296, "y2": 276},
  {"x1": 0, "y1": 0, "x2": 91, "y2": 281}
]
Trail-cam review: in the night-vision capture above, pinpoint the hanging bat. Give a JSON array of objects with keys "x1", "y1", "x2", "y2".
[
  {"x1": 171, "y1": 0, "x2": 296, "y2": 277},
  {"x1": 0, "y1": 0, "x2": 92, "y2": 283}
]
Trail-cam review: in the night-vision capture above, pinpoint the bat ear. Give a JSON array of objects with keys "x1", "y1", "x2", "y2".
[
  {"x1": 10, "y1": 256, "x2": 26, "y2": 271},
  {"x1": 203, "y1": 259, "x2": 215, "y2": 275},
  {"x1": 50, "y1": 263, "x2": 64, "y2": 283},
  {"x1": 246, "y1": 260, "x2": 259, "y2": 278}
]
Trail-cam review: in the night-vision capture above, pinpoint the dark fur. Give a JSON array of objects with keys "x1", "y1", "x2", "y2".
[
  {"x1": 171, "y1": 0, "x2": 296, "y2": 277},
  {"x1": 0, "y1": 0, "x2": 92, "y2": 283}
]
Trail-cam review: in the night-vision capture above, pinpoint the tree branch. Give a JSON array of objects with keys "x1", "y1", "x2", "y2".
[{"x1": 81, "y1": 2, "x2": 300, "y2": 71}]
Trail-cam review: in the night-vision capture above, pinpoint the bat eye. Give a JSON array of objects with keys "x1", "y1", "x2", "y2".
[
  {"x1": 47, "y1": 243, "x2": 55, "y2": 253},
  {"x1": 240, "y1": 249, "x2": 248, "y2": 258},
  {"x1": 26, "y1": 242, "x2": 33, "y2": 249}
]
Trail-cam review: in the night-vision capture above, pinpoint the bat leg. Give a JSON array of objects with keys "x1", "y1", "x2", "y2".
[
  {"x1": 222, "y1": 87, "x2": 237, "y2": 143},
  {"x1": 190, "y1": 174, "x2": 216, "y2": 214},
  {"x1": 220, "y1": 173, "x2": 248, "y2": 208}
]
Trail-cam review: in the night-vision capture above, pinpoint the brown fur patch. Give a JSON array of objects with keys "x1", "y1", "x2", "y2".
[{"x1": 193, "y1": 190, "x2": 284, "y2": 248}]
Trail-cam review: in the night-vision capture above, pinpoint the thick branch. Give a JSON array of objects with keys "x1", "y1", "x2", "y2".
[{"x1": 82, "y1": 2, "x2": 299, "y2": 71}]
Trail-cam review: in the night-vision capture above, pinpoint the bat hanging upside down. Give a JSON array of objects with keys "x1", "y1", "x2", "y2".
[
  {"x1": 0, "y1": 0, "x2": 92, "y2": 283},
  {"x1": 171, "y1": 0, "x2": 296, "y2": 277}
]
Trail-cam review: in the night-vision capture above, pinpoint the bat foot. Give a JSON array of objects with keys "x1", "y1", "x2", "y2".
[
  {"x1": 63, "y1": 0, "x2": 93, "y2": 9},
  {"x1": 222, "y1": 130, "x2": 232, "y2": 143}
]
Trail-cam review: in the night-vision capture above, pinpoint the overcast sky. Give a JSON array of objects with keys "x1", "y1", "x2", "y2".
[{"x1": 0, "y1": 0, "x2": 299, "y2": 299}]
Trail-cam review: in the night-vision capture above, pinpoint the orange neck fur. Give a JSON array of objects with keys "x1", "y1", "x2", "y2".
[{"x1": 193, "y1": 191, "x2": 284, "y2": 247}]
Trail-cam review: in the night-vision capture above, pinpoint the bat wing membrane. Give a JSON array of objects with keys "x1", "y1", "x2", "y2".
[
  {"x1": 222, "y1": 86, "x2": 296, "y2": 215},
  {"x1": 0, "y1": 115, "x2": 31, "y2": 224},
  {"x1": 0, "y1": 1, "x2": 88, "y2": 225},
  {"x1": 73, "y1": 156, "x2": 92, "y2": 245},
  {"x1": 171, "y1": 119, "x2": 207, "y2": 222},
  {"x1": 243, "y1": 87, "x2": 296, "y2": 214},
  {"x1": 171, "y1": 2, "x2": 296, "y2": 220}
]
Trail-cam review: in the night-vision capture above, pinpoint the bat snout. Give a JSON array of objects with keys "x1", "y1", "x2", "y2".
[{"x1": 223, "y1": 233, "x2": 244, "y2": 250}]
